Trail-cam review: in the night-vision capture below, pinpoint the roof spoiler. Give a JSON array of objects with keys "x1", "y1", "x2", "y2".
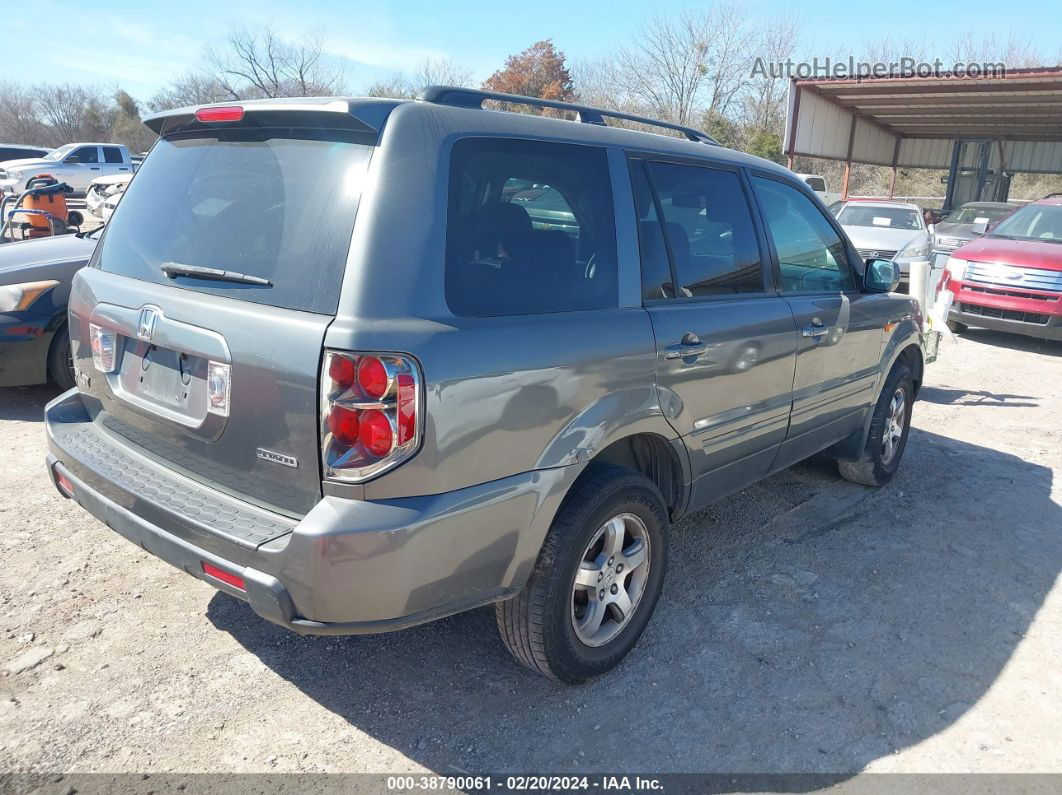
[{"x1": 143, "y1": 98, "x2": 399, "y2": 137}]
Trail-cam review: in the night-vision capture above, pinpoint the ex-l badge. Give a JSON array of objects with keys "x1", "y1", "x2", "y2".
[{"x1": 257, "y1": 448, "x2": 298, "y2": 468}]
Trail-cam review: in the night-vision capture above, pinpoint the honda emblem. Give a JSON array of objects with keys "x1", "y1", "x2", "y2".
[{"x1": 137, "y1": 306, "x2": 160, "y2": 341}]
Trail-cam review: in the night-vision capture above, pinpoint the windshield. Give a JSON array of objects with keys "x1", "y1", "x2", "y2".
[
  {"x1": 944, "y1": 205, "x2": 1014, "y2": 224},
  {"x1": 988, "y1": 203, "x2": 1062, "y2": 243},
  {"x1": 837, "y1": 205, "x2": 922, "y2": 231},
  {"x1": 94, "y1": 127, "x2": 374, "y2": 314},
  {"x1": 42, "y1": 144, "x2": 76, "y2": 161}
]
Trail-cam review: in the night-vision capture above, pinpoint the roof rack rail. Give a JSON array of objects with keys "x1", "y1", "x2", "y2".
[{"x1": 417, "y1": 85, "x2": 719, "y2": 146}]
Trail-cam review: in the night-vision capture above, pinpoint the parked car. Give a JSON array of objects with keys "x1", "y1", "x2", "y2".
[
  {"x1": 795, "y1": 173, "x2": 841, "y2": 205},
  {"x1": 932, "y1": 201, "x2": 1019, "y2": 255},
  {"x1": 45, "y1": 90, "x2": 924, "y2": 683},
  {"x1": 944, "y1": 195, "x2": 1062, "y2": 341},
  {"x1": 835, "y1": 200, "x2": 930, "y2": 292},
  {"x1": 0, "y1": 144, "x2": 51, "y2": 162},
  {"x1": 0, "y1": 143, "x2": 135, "y2": 197},
  {"x1": 85, "y1": 173, "x2": 132, "y2": 220},
  {"x1": 0, "y1": 228, "x2": 100, "y2": 390}
]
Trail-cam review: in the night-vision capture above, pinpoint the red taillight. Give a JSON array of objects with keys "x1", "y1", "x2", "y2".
[
  {"x1": 328, "y1": 355, "x2": 356, "y2": 390},
  {"x1": 321, "y1": 351, "x2": 420, "y2": 481},
  {"x1": 327, "y1": 405, "x2": 360, "y2": 445},
  {"x1": 357, "y1": 356, "x2": 389, "y2": 399},
  {"x1": 195, "y1": 105, "x2": 244, "y2": 123},
  {"x1": 359, "y1": 409, "x2": 394, "y2": 457},
  {"x1": 201, "y1": 561, "x2": 245, "y2": 591}
]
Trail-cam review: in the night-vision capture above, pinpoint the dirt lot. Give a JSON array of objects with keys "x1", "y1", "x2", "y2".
[{"x1": 0, "y1": 329, "x2": 1059, "y2": 776}]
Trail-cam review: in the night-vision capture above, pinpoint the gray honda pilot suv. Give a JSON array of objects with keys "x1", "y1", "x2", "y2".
[{"x1": 44, "y1": 88, "x2": 923, "y2": 682}]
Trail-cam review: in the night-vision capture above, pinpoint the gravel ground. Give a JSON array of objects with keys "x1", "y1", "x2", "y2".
[{"x1": 0, "y1": 329, "x2": 1059, "y2": 776}]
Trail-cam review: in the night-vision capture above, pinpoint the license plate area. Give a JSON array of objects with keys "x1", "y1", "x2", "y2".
[{"x1": 113, "y1": 339, "x2": 211, "y2": 428}]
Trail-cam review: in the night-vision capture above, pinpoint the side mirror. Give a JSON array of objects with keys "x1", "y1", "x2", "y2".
[
  {"x1": 64, "y1": 156, "x2": 80, "y2": 164},
  {"x1": 971, "y1": 222, "x2": 989, "y2": 236},
  {"x1": 864, "y1": 257, "x2": 900, "y2": 293}
]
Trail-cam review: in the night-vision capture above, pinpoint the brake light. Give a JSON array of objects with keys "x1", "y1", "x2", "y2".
[
  {"x1": 357, "y1": 356, "x2": 389, "y2": 399},
  {"x1": 321, "y1": 351, "x2": 422, "y2": 482},
  {"x1": 195, "y1": 106, "x2": 244, "y2": 123}
]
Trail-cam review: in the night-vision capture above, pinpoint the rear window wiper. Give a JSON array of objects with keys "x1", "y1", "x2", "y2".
[{"x1": 161, "y1": 261, "x2": 272, "y2": 286}]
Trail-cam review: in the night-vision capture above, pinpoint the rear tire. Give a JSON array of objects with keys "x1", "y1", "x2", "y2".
[
  {"x1": 47, "y1": 325, "x2": 75, "y2": 391},
  {"x1": 946, "y1": 319, "x2": 967, "y2": 334},
  {"x1": 496, "y1": 464, "x2": 669, "y2": 683},
  {"x1": 839, "y1": 362, "x2": 914, "y2": 487}
]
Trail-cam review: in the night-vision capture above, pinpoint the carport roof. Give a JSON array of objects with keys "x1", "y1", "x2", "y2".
[{"x1": 798, "y1": 67, "x2": 1062, "y2": 141}]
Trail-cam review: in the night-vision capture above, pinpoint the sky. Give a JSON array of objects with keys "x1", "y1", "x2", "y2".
[{"x1": 1, "y1": 0, "x2": 1059, "y2": 102}]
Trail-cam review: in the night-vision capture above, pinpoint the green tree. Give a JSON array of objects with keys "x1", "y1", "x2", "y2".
[
  {"x1": 743, "y1": 129, "x2": 783, "y2": 164},
  {"x1": 110, "y1": 89, "x2": 156, "y2": 153}
]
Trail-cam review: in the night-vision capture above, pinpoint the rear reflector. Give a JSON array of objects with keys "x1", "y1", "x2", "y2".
[
  {"x1": 195, "y1": 105, "x2": 244, "y2": 123},
  {"x1": 56, "y1": 472, "x2": 75, "y2": 497},
  {"x1": 201, "y1": 561, "x2": 245, "y2": 591}
]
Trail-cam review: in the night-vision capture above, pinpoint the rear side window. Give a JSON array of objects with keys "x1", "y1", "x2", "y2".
[
  {"x1": 95, "y1": 128, "x2": 374, "y2": 314},
  {"x1": 445, "y1": 138, "x2": 618, "y2": 317},
  {"x1": 804, "y1": 177, "x2": 826, "y2": 192},
  {"x1": 634, "y1": 160, "x2": 764, "y2": 298},
  {"x1": 103, "y1": 147, "x2": 124, "y2": 164}
]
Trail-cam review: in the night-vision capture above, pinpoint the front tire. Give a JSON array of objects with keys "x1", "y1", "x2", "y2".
[
  {"x1": 838, "y1": 362, "x2": 914, "y2": 487},
  {"x1": 496, "y1": 464, "x2": 669, "y2": 683}
]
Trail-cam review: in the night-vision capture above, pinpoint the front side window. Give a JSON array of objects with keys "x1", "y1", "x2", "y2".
[
  {"x1": 753, "y1": 176, "x2": 855, "y2": 293},
  {"x1": 71, "y1": 146, "x2": 99, "y2": 164},
  {"x1": 445, "y1": 138, "x2": 617, "y2": 317}
]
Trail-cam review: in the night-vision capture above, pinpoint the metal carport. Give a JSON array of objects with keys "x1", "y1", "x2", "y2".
[{"x1": 783, "y1": 68, "x2": 1062, "y2": 208}]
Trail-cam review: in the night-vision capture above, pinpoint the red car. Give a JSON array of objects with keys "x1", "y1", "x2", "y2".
[{"x1": 944, "y1": 195, "x2": 1062, "y2": 341}]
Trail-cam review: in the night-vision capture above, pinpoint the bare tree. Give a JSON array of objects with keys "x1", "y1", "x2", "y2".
[
  {"x1": 365, "y1": 57, "x2": 474, "y2": 99},
  {"x1": 149, "y1": 72, "x2": 234, "y2": 111},
  {"x1": 0, "y1": 81, "x2": 47, "y2": 145},
  {"x1": 204, "y1": 24, "x2": 346, "y2": 99},
  {"x1": 33, "y1": 84, "x2": 111, "y2": 145},
  {"x1": 738, "y1": 15, "x2": 800, "y2": 135},
  {"x1": 613, "y1": 5, "x2": 754, "y2": 125}
]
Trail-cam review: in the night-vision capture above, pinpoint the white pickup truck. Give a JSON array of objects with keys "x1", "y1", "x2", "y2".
[
  {"x1": 0, "y1": 143, "x2": 135, "y2": 197},
  {"x1": 795, "y1": 173, "x2": 842, "y2": 206}
]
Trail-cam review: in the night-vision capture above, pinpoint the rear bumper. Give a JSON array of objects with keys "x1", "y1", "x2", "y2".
[{"x1": 45, "y1": 390, "x2": 569, "y2": 634}]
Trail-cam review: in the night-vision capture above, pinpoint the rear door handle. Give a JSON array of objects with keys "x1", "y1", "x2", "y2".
[{"x1": 664, "y1": 341, "x2": 709, "y2": 359}]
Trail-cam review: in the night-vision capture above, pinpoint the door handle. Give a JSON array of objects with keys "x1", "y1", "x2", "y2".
[
  {"x1": 664, "y1": 341, "x2": 709, "y2": 359},
  {"x1": 90, "y1": 167, "x2": 100, "y2": 170},
  {"x1": 802, "y1": 317, "x2": 830, "y2": 338}
]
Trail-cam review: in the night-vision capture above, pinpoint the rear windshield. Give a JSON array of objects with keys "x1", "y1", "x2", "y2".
[
  {"x1": 95, "y1": 127, "x2": 374, "y2": 315},
  {"x1": 837, "y1": 205, "x2": 921, "y2": 231}
]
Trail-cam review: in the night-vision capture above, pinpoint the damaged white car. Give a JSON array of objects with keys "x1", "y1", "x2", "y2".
[{"x1": 85, "y1": 173, "x2": 132, "y2": 220}]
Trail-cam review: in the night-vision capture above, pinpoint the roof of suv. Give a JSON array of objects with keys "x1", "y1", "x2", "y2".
[{"x1": 141, "y1": 91, "x2": 794, "y2": 180}]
